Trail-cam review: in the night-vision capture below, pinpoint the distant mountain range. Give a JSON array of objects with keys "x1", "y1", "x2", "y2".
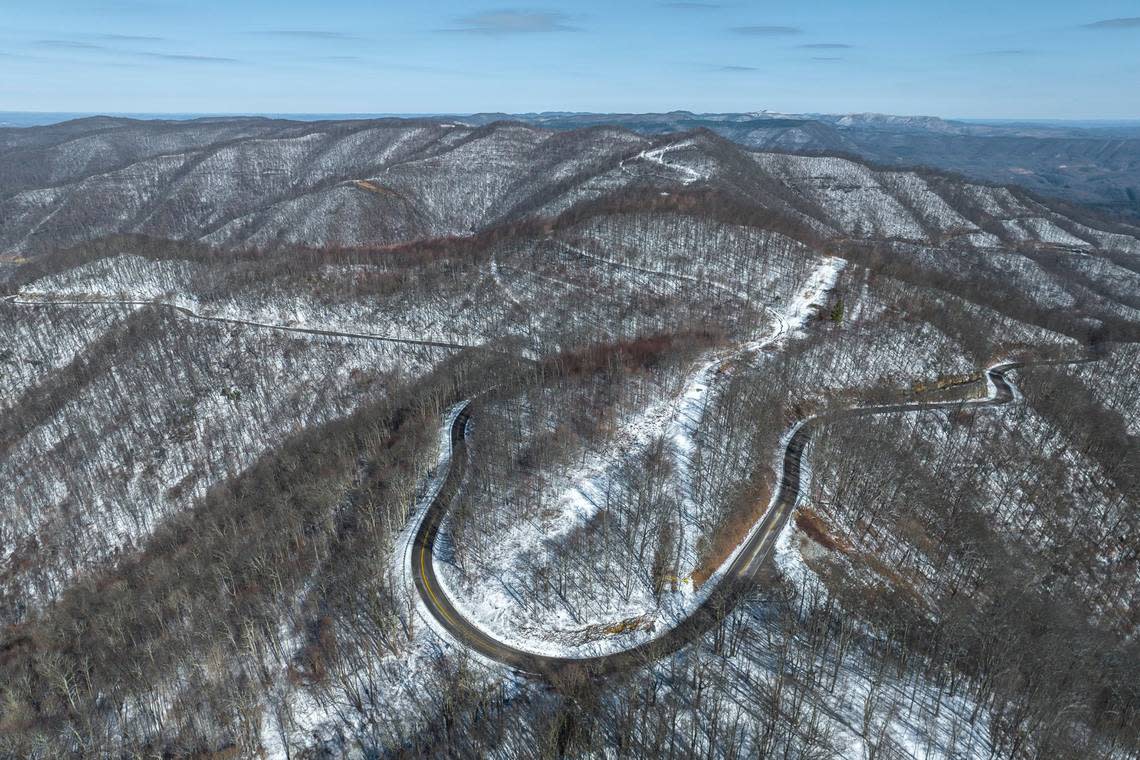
[
  {"x1": 3, "y1": 110, "x2": 1138, "y2": 221},
  {"x1": 466, "y1": 111, "x2": 1140, "y2": 218},
  {"x1": 4, "y1": 115, "x2": 1140, "y2": 262}
]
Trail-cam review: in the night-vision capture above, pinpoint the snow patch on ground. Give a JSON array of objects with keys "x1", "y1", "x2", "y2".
[
  {"x1": 770, "y1": 417, "x2": 997, "y2": 760},
  {"x1": 434, "y1": 257, "x2": 844, "y2": 658},
  {"x1": 259, "y1": 402, "x2": 511, "y2": 759},
  {"x1": 637, "y1": 141, "x2": 710, "y2": 185}
]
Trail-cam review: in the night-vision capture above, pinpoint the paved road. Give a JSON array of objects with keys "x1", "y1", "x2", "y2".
[
  {"x1": 411, "y1": 359, "x2": 1092, "y2": 678},
  {"x1": 3, "y1": 295, "x2": 1092, "y2": 677}
]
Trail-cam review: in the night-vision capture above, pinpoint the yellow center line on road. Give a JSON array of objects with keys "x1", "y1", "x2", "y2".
[
  {"x1": 420, "y1": 544, "x2": 458, "y2": 627},
  {"x1": 743, "y1": 501, "x2": 796, "y2": 572}
]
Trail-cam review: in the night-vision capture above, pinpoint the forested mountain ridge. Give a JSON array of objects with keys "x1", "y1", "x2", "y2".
[
  {"x1": 470, "y1": 110, "x2": 1140, "y2": 220},
  {"x1": 0, "y1": 115, "x2": 1138, "y2": 758},
  {"x1": 3, "y1": 116, "x2": 1139, "y2": 262}
]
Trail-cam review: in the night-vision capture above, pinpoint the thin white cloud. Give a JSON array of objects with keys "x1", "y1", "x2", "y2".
[
  {"x1": 255, "y1": 30, "x2": 365, "y2": 41},
  {"x1": 441, "y1": 10, "x2": 580, "y2": 35},
  {"x1": 92, "y1": 33, "x2": 167, "y2": 42},
  {"x1": 731, "y1": 25, "x2": 803, "y2": 36},
  {"x1": 36, "y1": 40, "x2": 109, "y2": 50},
  {"x1": 141, "y1": 52, "x2": 238, "y2": 63},
  {"x1": 1082, "y1": 17, "x2": 1140, "y2": 30},
  {"x1": 976, "y1": 49, "x2": 1032, "y2": 57}
]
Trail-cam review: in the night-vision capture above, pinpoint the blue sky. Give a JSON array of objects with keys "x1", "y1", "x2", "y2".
[{"x1": 1, "y1": 1, "x2": 1138, "y2": 118}]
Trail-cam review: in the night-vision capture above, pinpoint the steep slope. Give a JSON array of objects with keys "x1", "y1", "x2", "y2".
[
  {"x1": 7, "y1": 117, "x2": 1140, "y2": 264},
  {"x1": 1, "y1": 117, "x2": 1138, "y2": 759},
  {"x1": 492, "y1": 110, "x2": 1140, "y2": 219}
]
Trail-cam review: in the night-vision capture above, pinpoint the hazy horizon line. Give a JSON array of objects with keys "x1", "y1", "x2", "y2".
[{"x1": 3, "y1": 110, "x2": 1140, "y2": 125}]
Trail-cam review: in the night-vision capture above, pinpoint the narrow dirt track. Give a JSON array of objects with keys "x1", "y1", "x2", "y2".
[{"x1": 2, "y1": 295, "x2": 474, "y2": 351}]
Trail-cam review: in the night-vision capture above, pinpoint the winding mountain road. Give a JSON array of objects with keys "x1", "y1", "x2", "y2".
[
  {"x1": 410, "y1": 359, "x2": 1091, "y2": 678},
  {"x1": 4, "y1": 293, "x2": 1094, "y2": 679}
]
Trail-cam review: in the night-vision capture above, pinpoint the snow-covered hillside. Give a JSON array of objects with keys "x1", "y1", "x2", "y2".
[
  {"x1": 6, "y1": 117, "x2": 1139, "y2": 263},
  {"x1": 1, "y1": 117, "x2": 1138, "y2": 760}
]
